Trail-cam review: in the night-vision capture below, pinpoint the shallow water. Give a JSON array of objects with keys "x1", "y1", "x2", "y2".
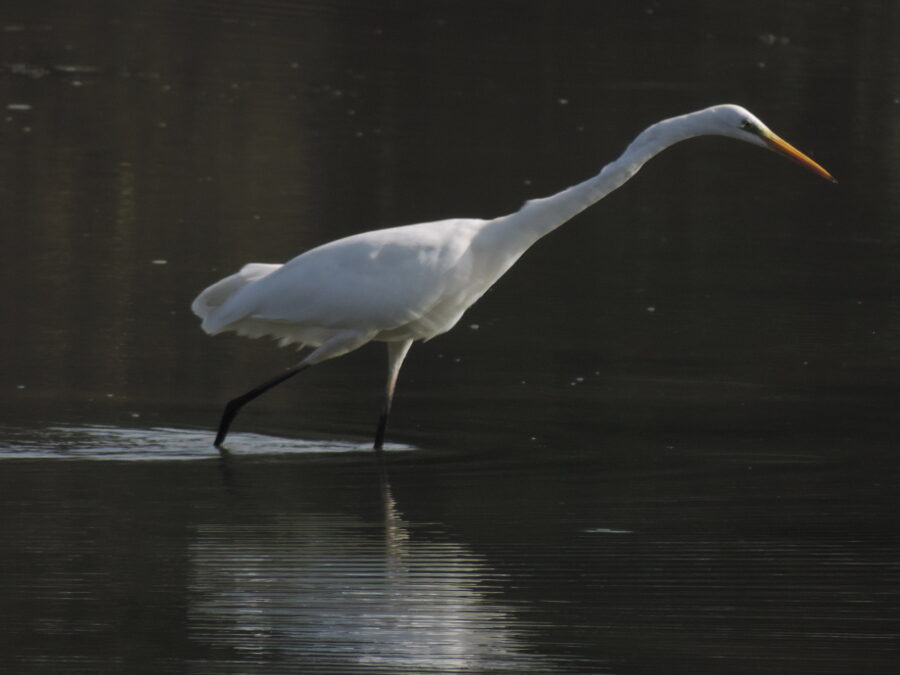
[
  {"x1": 0, "y1": 424, "x2": 413, "y2": 460},
  {"x1": 2, "y1": 1, "x2": 899, "y2": 673},
  {"x1": 2, "y1": 427, "x2": 898, "y2": 674}
]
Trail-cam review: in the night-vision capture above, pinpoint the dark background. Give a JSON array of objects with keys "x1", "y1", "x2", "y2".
[{"x1": 0, "y1": 1, "x2": 897, "y2": 673}]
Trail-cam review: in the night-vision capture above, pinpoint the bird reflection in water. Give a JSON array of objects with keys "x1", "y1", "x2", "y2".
[
  {"x1": 188, "y1": 457, "x2": 551, "y2": 672},
  {"x1": 377, "y1": 459, "x2": 411, "y2": 563}
]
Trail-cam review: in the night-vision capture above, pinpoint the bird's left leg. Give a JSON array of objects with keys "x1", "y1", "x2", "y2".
[
  {"x1": 374, "y1": 339, "x2": 413, "y2": 451},
  {"x1": 214, "y1": 330, "x2": 375, "y2": 451},
  {"x1": 215, "y1": 365, "x2": 309, "y2": 448}
]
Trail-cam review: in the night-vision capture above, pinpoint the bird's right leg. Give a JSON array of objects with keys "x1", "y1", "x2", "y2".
[{"x1": 374, "y1": 339, "x2": 413, "y2": 452}]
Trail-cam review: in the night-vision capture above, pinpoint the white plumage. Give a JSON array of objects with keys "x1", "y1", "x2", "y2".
[
  {"x1": 193, "y1": 218, "x2": 497, "y2": 358},
  {"x1": 193, "y1": 104, "x2": 833, "y2": 451}
]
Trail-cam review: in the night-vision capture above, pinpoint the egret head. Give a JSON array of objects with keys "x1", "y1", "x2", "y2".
[{"x1": 707, "y1": 104, "x2": 835, "y2": 182}]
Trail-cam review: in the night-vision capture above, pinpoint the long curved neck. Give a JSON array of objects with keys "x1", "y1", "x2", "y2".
[{"x1": 480, "y1": 112, "x2": 708, "y2": 253}]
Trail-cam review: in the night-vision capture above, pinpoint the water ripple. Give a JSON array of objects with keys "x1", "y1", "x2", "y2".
[
  {"x1": 0, "y1": 424, "x2": 413, "y2": 461},
  {"x1": 186, "y1": 507, "x2": 564, "y2": 673}
]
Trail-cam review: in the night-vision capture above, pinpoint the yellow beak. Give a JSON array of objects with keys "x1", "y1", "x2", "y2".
[{"x1": 762, "y1": 130, "x2": 836, "y2": 183}]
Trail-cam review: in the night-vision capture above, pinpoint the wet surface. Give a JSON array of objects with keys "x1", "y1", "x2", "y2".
[
  {"x1": 2, "y1": 431, "x2": 898, "y2": 674},
  {"x1": 1, "y1": 1, "x2": 899, "y2": 673}
]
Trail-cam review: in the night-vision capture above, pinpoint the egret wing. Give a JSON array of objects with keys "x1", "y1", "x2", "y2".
[{"x1": 211, "y1": 218, "x2": 486, "y2": 340}]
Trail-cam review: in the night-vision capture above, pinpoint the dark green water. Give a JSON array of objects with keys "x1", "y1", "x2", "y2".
[{"x1": 1, "y1": 1, "x2": 898, "y2": 672}]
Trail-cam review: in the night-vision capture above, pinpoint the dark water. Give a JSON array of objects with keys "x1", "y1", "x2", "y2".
[{"x1": 1, "y1": 1, "x2": 899, "y2": 673}]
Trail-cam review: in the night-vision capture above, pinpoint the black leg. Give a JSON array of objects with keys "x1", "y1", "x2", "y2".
[
  {"x1": 214, "y1": 364, "x2": 309, "y2": 449},
  {"x1": 374, "y1": 410, "x2": 389, "y2": 452},
  {"x1": 374, "y1": 340, "x2": 413, "y2": 451}
]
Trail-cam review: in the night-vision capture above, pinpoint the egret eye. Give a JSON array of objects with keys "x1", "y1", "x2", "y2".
[{"x1": 740, "y1": 119, "x2": 757, "y2": 133}]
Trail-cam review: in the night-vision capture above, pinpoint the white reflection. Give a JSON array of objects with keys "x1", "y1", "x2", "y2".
[{"x1": 187, "y1": 474, "x2": 544, "y2": 672}]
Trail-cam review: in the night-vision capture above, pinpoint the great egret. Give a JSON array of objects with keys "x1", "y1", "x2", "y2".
[{"x1": 192, "y1": 104, "x2": 834, "y2": 451}]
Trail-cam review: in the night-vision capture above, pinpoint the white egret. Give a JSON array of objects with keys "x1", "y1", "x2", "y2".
[{"x1": 192, "y1": 104, "x2": 834, "y2": 451}]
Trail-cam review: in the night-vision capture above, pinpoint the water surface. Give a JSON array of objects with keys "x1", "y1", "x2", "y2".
[{"x1": 1, "y1": 1, "x2": 898, "y2": 673}]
